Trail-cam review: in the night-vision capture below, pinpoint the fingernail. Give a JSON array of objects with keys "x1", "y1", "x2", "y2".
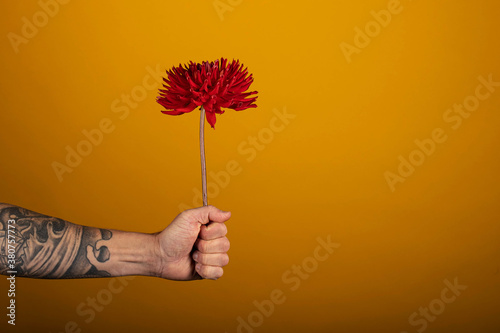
[
  {"x1": 196, "y1": 263, "x2": 201, "y2": 271},
  {"x1": 193, "y1": 252, "x2": 198, "y2": 261}
]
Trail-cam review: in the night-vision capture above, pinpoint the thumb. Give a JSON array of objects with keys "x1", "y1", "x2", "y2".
[{"x1": 187, "y1": 205, "x2": 231, "y2": 225}]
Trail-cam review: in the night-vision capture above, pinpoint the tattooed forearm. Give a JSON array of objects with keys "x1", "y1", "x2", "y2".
[
  {"x1": 0, "y1": 204, "x2": 113, "y2": 278},
  {"x1": 61, "y1": 227, "x2": 113, "y2": 278},
  {"x1": 0, "y1": 203, "x2": 158, "y2": 279}
]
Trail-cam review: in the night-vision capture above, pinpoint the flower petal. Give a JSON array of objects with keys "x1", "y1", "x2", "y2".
[
  {"x1": 161, "y1": 110, "x2": 185, "y2": 115},
  {"x1": 157, "y1": 58, "x2": 258, "y2": 124},
  {"x1": 205, "y1": 110, "x2": 217, "y2": 128}
]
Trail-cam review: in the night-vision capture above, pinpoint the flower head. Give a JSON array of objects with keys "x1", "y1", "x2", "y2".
[{"x1": 157, "y1": 58, "x2": 258, "y2": 128}]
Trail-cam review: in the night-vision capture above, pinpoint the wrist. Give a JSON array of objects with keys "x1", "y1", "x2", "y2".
[
  {"x1": 140, "y1": 232, "x2": 161, "y2": 277},
  {"x1": 151, "y1": 232, "x2": 163, "y2": 278},
  {"x1": 134, "y1": 232, "x2": 160, "y2": 277}
]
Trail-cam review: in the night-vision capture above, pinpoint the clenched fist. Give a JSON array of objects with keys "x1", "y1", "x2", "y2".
[{"x1": 153, "y1": 205, "x2": 231, "y2": 280}]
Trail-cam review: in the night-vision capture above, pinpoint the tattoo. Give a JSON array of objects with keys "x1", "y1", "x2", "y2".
[{"x1": 0, "y1": 205, "x2": 113, "y2": 278}]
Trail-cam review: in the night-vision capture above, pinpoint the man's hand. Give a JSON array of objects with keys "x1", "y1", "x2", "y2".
[{"x1": 154, "y1": 206, "x2": 231, "y2": 281}]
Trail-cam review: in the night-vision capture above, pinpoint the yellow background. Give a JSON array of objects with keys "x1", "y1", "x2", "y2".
[{"x1": 1, "y1": 0, "x2": 500, "y2": 332}]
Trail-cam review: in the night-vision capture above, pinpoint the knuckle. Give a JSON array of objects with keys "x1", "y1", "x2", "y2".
[
  {"x1": 215, "y1": 267, "x2": 224, "y2": 279},
  {"x1": 223, "y1": 238, "x2": 231, "y2": 251},
  {"x1": 219, "y1": 223, "x2": 228, "y2": 236},
  {"x1": 197, "y1": 240, "x2": 208, "y2": 252},
  {"x1": 201, "y1": 266, "x2": 211, "y2": 279},
  {"x1": 221, "y1": 254, "x2": 229, "y2": 266},
  {"x1": 199, "y1": 266, "x2": 208, "y2": 277}
]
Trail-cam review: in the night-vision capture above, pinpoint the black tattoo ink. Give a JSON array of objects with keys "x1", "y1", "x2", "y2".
[{"x1": 0, "y1": 205, "x2": 114, "y2": 279}]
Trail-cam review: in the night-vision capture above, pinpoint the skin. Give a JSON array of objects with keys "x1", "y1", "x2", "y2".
[{"x1": 0, "y1": 203, "x2": 231, "y2": 280}]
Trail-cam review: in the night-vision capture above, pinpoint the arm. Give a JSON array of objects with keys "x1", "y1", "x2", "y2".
[{"x1": 0, "y1": 203, "x2": 231, "y2": 280}]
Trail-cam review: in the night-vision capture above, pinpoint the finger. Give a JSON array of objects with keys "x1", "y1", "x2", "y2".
[
  {"x1": 200, "y1": 222, "x2": 227, "y2": 240},
  {"x1": 195, "y1": 236, "x2": 230, "y2": 254},
  {"x1": 195, "y1": 263, "x2": 224, "y2": 280},
  {"x1": 192, "y1": 251, "x2": 229, "y2": 267},
  {"x1": 185, "y1": 205, "x2": 231, "y2": 225}
]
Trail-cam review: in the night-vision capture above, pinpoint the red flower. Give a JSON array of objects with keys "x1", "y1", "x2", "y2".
[{"x1": 157, "y1": 58, "x2": 258, "y2": 128}]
